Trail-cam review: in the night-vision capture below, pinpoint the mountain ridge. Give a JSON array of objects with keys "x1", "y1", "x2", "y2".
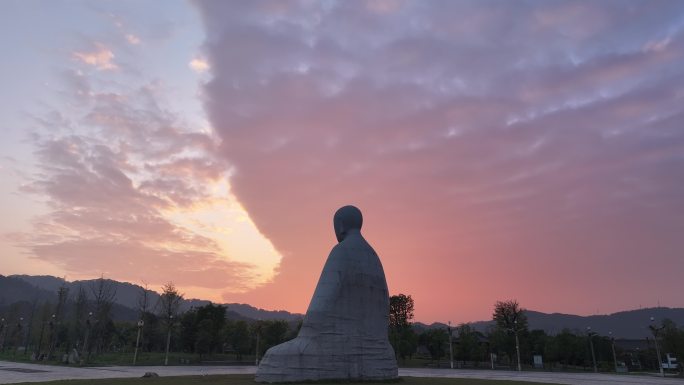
[
  {"x1": 3, "y1": 274, "x2": 683, "y2": 338},
  {"x1": 4, "y1": 274, "x2": 302, "y2": 322}
]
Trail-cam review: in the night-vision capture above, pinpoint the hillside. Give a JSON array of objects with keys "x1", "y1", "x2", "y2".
[
  {"x1": 3, "y1": 274, "x2": 683, "y2": 338},
  {"x1": 418, "y1": 307, "x2": 684, "y2": 339},
  {"x1": 0, "y1": 275, "x2": 55, "y2": 305},
  {"x1": 5, "y1": 274, "x2": 303, "y2": 322}
]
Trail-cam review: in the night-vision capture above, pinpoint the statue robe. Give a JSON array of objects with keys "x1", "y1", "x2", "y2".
[{"x1": 255, "y1": 231, "x2": 398, "y2": 382}]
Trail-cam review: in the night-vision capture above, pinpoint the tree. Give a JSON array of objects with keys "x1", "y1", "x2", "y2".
[
  {"x1": 420, "y1": 328, "x2": 448, "y2": 362},
  {"x1": 48, "y1": 284, "x2": 70, "y2": 359},
  {"x1": 179, "y1": 303, "x2": 227, "y2": 356},
  {"x1": 544, "y1": 328, "x2": 586, "y2": 368},
  {"x1": 35, "y1": 300, "x2": 54, "y2": 359},
  {"x1": 397, "y1": 327, "x2": 418, "y2": 360},
  {"x1": 390, "y1": 294, "x2": 414, "y2": 330},
  {"x1": 196, "y1": 303, "x2": 226, "y2": 353},
  {"x1": 158, "y1": 282, "x2": 183, "y2": 321},
  {"x1": 133, "y1": 282, "x2": 149, "y2": 364},
  {"x1": 661, "y1": 319, "x2": 684, "y2": 376},
  {"x1": 492, "y1": 300, "x2": 527, "y2": 371},
  {"x1": 261, "y1": 320, "x2": 289, "y2": 353},
  {"x1": 71, "y1": 285, "x2": 88, "y2": 356},
  {"x1": 456, "y1": 323, "x2": 483, "y2": 364},
  {"x1": 389, "y1": 294, "x2": 416, "y2": 360},
  {"x1": 137, "y1": 282, "x2": 150, "y2": 317},
  {"x1": 179, "y1": 310, "x2": 198, "y2": 354},
  {"x1": 23, "y1": 298, "x2": 38, "y2": 358},
  {"x1": 157, "y1": 282, "x2": 183, "y2": 365},
  {"x1": 493, "y1": 300, "x2": 527, "y2": 331},
  {"x1": 195, "y1": 319, "x2": 214, "y2": 359},
  {"x1": 527, "y1": 329, "x2": 548, "y2": 366},
  {"x1": 228, "y1": 320, "x2": 251, "y2": 360},
  {"x1": 89, "y1": 276, "x2": 116, "y2": 357},
  {"x1": 141, "y1": 311, "x2": 162, "y2": 353}
]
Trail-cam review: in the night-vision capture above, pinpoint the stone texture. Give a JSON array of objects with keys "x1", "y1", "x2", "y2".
[{"x1": 255, "y1": 206, "x2": 398, "y2": 383}]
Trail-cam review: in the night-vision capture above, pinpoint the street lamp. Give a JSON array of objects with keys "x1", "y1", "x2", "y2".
[
  {"x1": 512, "y1": 320, "x2": 522, "y2": 371},
  {"x1": 164, "y1": 315, "x2": 174, "y2": 366},
  {"x1": 649, "y1": 317, "x2": 665, "y2": 377},
  {"x1": 586, "y1": 327, "x2": 597, "y2": 373},
  {"x1": 14, "y1": 317, "x2": 24, "y2": 357},
  {"x1": 609, "y1": 331, "x2": 618, "y2": 373},
  {"x1": 35, "y1": 314, "x2": 52, "y2": 360},
  {"x1": 133, "y1": 319, "x2": 144, "y2": 365},
  {"x1": 255, "y1": 320, "x2": 262, "y2": 366},
  {"x1": 447, "y1": 321, "x2": 454, "y2": 369},
  {"x1": 47, "y1": 314, "x2": 56, "y2": 360},
  {"x1": 0, "y1": 318, "x2": 6, "y2": 352},
  {"x1": 23, "y1": 314, "x2": 32, "y2": 357},
  {"x1": 83, "y1": 312, "x2": 93, "y2": 361}
]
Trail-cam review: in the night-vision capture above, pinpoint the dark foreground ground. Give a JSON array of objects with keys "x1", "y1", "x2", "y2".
[
  {"x1": 1, "y1": 362, "x2": 682, "y2": 385},
  {"x1": 5, "y1": 374, "x2": 553, "y2": 385}
]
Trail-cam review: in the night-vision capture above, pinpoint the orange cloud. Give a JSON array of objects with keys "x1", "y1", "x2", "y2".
[
  {"x1": 189, "y1": 58, "x2": 209, "y2": 73},
  {"x1": 72, "y1": 43, "x2": 117, "y2": 70},
  {"x1": 16, "y1": 68, "x2": 282, "y2": 301}
]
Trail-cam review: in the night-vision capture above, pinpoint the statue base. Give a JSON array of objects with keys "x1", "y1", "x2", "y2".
[{"x1": 255, "y1": 335, "x2": 398, "y2": 383}]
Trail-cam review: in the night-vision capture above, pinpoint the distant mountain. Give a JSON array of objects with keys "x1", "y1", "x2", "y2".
[
  {"x1": 224, "y1": 303, "x2": 302, "y2": 321},
  {"x1": 5, "y1": 274, "x2": 303, "y2": 322},
  {"x1": 9, "y1": 275, "x2": 67, "y2": 294},
  {"x1": 4, "y1": 274, "x2": 683, "y2": 338},
  {"x1": 0, "y1": 275, "x2": 56, "y2": 305},
  {"x1": 525, "y1": 308, "x2": 684, "y2": 338},
  {"x1": 417, "y1": 307, "x2": 684, "y2": 339}
]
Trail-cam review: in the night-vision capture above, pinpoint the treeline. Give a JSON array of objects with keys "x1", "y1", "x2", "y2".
[
  {"x1": 0, "y1": 278, "x2": 298, "y2": 365},
  {"x1": 4, "y1": 282, "x2": 684, "y2": 374},
  {"x1": 389, "y1": 296, "x2": 684, "y2": 374}
]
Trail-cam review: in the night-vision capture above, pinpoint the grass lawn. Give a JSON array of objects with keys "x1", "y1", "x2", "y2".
[
  {"x1": 12, "y1": 374, "x2": 555, "y2": 385},
  {"x1": 0, "y1": 351, "x2": 251, "y2": 367}
]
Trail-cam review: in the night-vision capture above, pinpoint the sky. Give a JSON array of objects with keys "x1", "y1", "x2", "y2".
[{"x1": 1, "y1": 0, "x2": 684, "y2": 324}]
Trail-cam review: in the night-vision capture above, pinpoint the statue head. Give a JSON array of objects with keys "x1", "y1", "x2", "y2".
[{"x1": 333, "y1": 205, "x2": 363, "y2": 242}]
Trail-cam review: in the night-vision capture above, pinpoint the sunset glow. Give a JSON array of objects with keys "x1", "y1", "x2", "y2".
[
  {"x1": 1, "y1": 0, "x2": 684, "y2": 324},
  {"x1": 161, "y1": 180, "x2": 282, "y2": 291}
]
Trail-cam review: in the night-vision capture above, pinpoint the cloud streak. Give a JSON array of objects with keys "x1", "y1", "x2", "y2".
[
  {"x1": 73, "y1": 43, "x2": 118, "y2": 70},
  {"x1": 14, "y1": 42, "x2": 280, "y2": 296}
]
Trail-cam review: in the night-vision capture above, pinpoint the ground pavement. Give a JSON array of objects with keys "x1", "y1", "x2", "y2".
[{"x1": 0, "y1": 361, "x2": 682, "y2": 385}]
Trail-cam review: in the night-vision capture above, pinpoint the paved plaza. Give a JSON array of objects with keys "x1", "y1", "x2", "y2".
[
  {"x1": 401, "y1": 368, "x2": 683, "y2": 385},
  {"x1": 0, "y1": 361, "x2": 682, "y2": 385}
]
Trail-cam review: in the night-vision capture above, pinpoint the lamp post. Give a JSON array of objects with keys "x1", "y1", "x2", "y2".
[
  {"x1": 255, "y1": 320, "x2": 261, "y2": 366},
  {"x1": 23, "y1": 311, "x2": 34, "y2": 357},
  {"x1": 47, "y1": 314, "x2": 57, "y2": 361},
  {"x1": 609, "y1": 331, "x2": 618, "y2": 373},
  {"x1": 513, "y1": 320, "x2": 521, "y2": 371},
  {"x1": 448, "y1": 321, "x2": 454, "y2": 369},
  {"x1": 133, "y1": 319, "x2": 144, "y2": 365},
  {"x1": 164, "y1": 315, "x2": 173, "y2": 366},
  {"x1": 82, "y1": 312, "x2": 92, "y2": 361},
  {"x1": 0, "y1": 318, "x2": 6, "y2": 352},
  {"x1": 587, "y1": 326, "x2": 597, "y2": 373},
  {"x1": 14, "y1": 318, "x2": 24, "y2": 357},
  {"x1": 35, "y1": 315, "x2": 53, "y2": 360},
  {"x1": 649, "y1": 317, "x2": 665, "y2": 377}
]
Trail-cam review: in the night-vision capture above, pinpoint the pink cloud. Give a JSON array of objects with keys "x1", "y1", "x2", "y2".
[
  {"x1": 72, "y1": 43, "x2": 118, "y2": 70},
  {"x1": 196, "y1": 1, "x2": 684, "y2": 322},
  {"x1": 15, "y1": 63, "x2": 264, "y2": 293},
  {"x1": 27, "y1": 238, "x2": 251, "y2": 290}
]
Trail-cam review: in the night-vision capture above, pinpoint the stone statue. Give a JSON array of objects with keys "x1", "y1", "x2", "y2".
[{"x1": 255, "y1": 205, "x2": 398, "y2": 382}]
